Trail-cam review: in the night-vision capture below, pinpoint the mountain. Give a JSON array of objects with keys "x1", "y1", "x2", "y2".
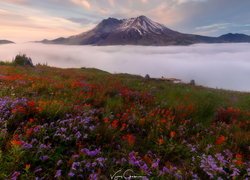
[
  {"x1": 0, "y1": 40, "x2": 14, "y2": 44},
  {"x1": 218, "y1": 33, "x2": 250, "y2": 42},
  {"x1": 40, "y1": 16, "x2": 250, "y2": 46}
]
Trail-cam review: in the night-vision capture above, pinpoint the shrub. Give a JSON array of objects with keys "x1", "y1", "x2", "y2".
[{"x1": 13, "y1": 54, "x2": 34, "y2": 67}]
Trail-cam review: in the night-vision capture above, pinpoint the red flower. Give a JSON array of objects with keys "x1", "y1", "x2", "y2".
[
  {"x1": 11, "y1": 140, "x2": 23, "y2": 147},
  {"x1": 235, "y1": 153, "x2": 243, "y2": 165},
  {"x1": 12, "y1": 105, "x2": 26, "y2": 114},
  {"x1": 122, "y1": 134, "x2": 136, "y2": 146},
  {"x1": 170, "y1": 131, "x2": 176, "y2": 138},
  {"x1": 111, "y1": 120, "x2": 119, "y2": 129},
  {"x1": 103, "y1": 118, "x2": 109, "y2": 123},
  {"x1": 29, "y1": 118, "x2": 35, "y2": 123},
  {"x1": 215, "y1": 135, "x2": 226, "y2": 145},
  {"x1": 26, "y1": 128, "x2": 33, "y2": 137},
  {"x1": 27, "y1": 101, "x2": 35, "y2": 108},
  {"x1": 120, "y1": 123, "x2": 127, "y2": 131},
  {"x1": 158, "y1": 138, "x2": 164, "y2": 145},
  {"x1": 160, "y1": 119, "x2": 167, "y2": 124}
]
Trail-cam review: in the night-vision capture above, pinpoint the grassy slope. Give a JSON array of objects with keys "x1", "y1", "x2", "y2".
[{"x1": 0, "y1": 65, "x2": 249, "y2": 179}]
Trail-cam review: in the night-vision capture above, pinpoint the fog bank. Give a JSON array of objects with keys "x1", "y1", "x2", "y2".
[{"x1": 0, "y1": 43, "x2": 250, "y2": 92}]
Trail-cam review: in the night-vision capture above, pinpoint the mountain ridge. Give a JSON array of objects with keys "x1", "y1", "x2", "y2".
[
  {"x1": 0, "y1": 40, "x2": 14, "y2": 45},
  {"x1": 40, "y1": 16, "x2": 250, "y2": 46}
]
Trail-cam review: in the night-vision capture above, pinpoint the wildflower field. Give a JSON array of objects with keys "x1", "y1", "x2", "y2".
[{"x1": 0, "y1": 64, "x2": 249, "y2": 179}]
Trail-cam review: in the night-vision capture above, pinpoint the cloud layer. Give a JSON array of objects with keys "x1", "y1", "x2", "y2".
[{"x1": 0, "y1": 43, "x2": 250, "y2": 91}]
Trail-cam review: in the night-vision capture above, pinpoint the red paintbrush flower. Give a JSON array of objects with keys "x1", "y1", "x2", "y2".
[
  {"x1": 235, "y1": 153, "x2": 243, "y2": 166},
  {"x1": 111, "y1": 120, "x2": 119, "y2": 129},
  {"x1": 215, "y1": 135, "x2": 226, "y2": 145},
  {"x1": 122, "y1": 134, "x2": 136, "y2": 146},
  {"x1": 170, "y1": 131, "x2": 176, "y2": 138}
]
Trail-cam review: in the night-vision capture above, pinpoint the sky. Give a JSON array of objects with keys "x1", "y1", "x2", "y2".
[{"x1": 0, "y1": 0, "x2": 250, "y2": 42}]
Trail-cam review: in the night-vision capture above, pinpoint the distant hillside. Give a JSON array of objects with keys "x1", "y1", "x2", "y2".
[
  {"x1": 0, "y1": 40, "x2": 14, "y2": 44},
  {"x1": 218, "y1": 33, "x2": 250, "y2": 42},
  {"x1": 40, "y1": 15, "x2": 250, "y2": 46}
]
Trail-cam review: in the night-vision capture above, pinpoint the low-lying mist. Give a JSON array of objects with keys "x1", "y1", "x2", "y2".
[{"x1": 0, "y1": 43, "x2": 250, "y2": 92}]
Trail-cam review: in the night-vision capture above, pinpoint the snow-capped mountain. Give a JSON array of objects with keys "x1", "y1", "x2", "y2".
[
  {"x1": 115, "y1": 15, "x2": 171, "y2": 35},
  {"x1": 40, "y1": 16, "x2": 250, "y2": 46}
]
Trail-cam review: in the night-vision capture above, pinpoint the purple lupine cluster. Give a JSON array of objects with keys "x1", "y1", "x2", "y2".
[
  {"x1": 186, "y1": 143, "x2": 198, "y2": 153},
  {"x1": 128, "y1": 151, "x2": 152, "y2": 176},
  {"x1": 53, "y1": 116, "x2": 95, "y2": 142},
  {"x1": 64, "y1": 151, "x2": 106, "y2": 178},
  {"x1": 200, "y1": 154, "x2": 226, "y2": 179},
  {"x1": 23, "y1": 111, "x2": 99, "y2": 152},
  {"x1": 159, "y1": 166, "x2": 183, "y2": 179},
  {"x1": 81, "y1": 148, "x2": 101, "y2": 157},
  {"x1": 198, "y1": 150, "x2": 242, "y2": 179},
  {"x1": 0, "y1": 97, "x2": 28, "y2": 124},
  {"x1": 9, "y1": 107, "x2": 107, "y2": 179},
  {"x1": 0, "y1": 97, "x2": 28, "y2": 141},
  {"x1": 127, "y1": 151, "x2": 176, "y2": 177}
]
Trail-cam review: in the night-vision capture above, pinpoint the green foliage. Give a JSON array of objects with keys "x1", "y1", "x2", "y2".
[
  {"x1": 0, "y1": 61, "x2": 13, "y2": 66},
  {"x1": 13, "y1": 54, "x2": 34, "y2": 67},
  {"x1": 105, "y1": 96, "x2": 124, "y2": 113},
  {"x1": 0, "y1": 54, "x2": 34, "y2": 67}
]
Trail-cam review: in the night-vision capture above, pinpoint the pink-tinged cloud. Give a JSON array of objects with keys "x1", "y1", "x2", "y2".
[
  {"x1": 141, "y1": 0, "x2": 148, "y2": 3},
  {"x1": 1, "y1": 0, "x2": 26, "y2": 4},
  {"x1": 108, "y1": 0, "x2": 115, "y2": 7},
  {"x1": 71, "y1": 0, "x2": 91, "y2": 9}
]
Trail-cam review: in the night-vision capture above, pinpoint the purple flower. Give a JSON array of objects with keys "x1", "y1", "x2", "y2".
[
  {"x1": 89, "y1": 173, "x2": 98, "y2": 180},
  {"x1": 140, "y1": 163, "x2": 151, "y2": 175},
  {"x1": 57, "y1": 160, "x2": 63, "y2": 166},
  {"x1": 31, "y1": 138, "x2": 38, "y2": 144},
  {"x1": 223, "y1": 149, "x2": 233, "y2": 160},
  {"x1": 34, "y1": 168, "x2": 42, "y2": 173},
  {"x1": 72, "y1": 154, "x2": 80, "y2": 159},
  {"x1": 54, "y1": 170, "x2": 62, "y2": 178},
  {"x1": 10, "y1": 171, "x2": 20, "y2": 180},
  {"x1": 85, "y1": 162, "x2": 91, "y2": 169},
  {"x1": 192, "y1": 173, "x2": 199, "y2": 180},
  {"x1": 187, "y1": 144, "x2": 197, "y2": 153},
  {"x1": 33, "y1": 126, "x2": 40, "y2": 133},
  {"x1": 215, "y1": 153, "x2": 227, "y2": 165},
  {"x1": 68, "y1": 172, "x2": 75, "y2": 177},
  {"x1": 40, "y1": 155, "x2": 49, "y2": 161},
  {"x1": 205, "y1": 144, "x2": 213, "y2": 152},
  {"x1": 83, "y1": 117, "x2": 91, "y2": 124},
  {"x1": 22, "y1": 143, "x2": 33, "y2": 149},
  {"x1": 39, "y1": 144, "x2": 51, "y2": 149},
  {"x1": 96, "y1": 157, "x2": 106, "y2": 167},
  {"x1": 151, "y1": 158, "x2": 160, "y2": 169},
  {"x1": 160, "y1": 167, "x2": 171, "y2": 175},
  {"x1": 71, "y1": 162, "x2": 80, "y2": 171},
  {"x1": 128, "y1": 151, "x2": 140, "y2": 166},
  {"x1": 89, "y1": 125, "x2": 95, "y2": 131},
  {"x1": 60, "y1": 128, "x2": 67, "y2": 132},
  {"x1": 230, "y1": 166, "x2": 240, "y2": 177},
  {"x1": 81, "y1": 148, "x2": 101, "y2": 157},
  {"x1": 75, "y1": 131, "x2": 81, "y2": 139},
  {"x1": 200, "y1": 154, "x2": 226, "y2": 178}
]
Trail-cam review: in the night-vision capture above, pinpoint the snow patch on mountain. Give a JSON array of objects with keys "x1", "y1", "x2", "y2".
[{"x1": 117, "y1": 16, "x2": 166, "y2": 35}]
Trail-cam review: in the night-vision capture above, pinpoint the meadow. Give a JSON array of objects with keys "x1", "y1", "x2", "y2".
[{"x1": 0, "y1": 58, "x2": 249, "y2": 179}]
